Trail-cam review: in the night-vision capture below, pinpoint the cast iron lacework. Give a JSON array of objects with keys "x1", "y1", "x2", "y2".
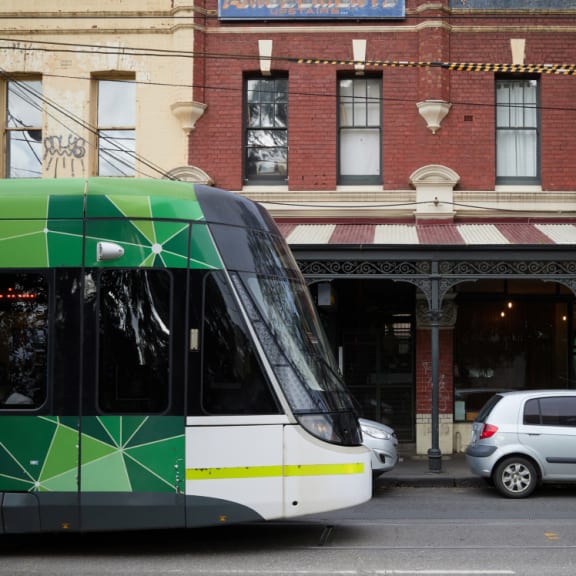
[{"x1": 299, "y1": 258, "x2": 576, "y2": 304}]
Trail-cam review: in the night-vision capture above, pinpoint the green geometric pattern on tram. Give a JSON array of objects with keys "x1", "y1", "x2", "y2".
[
  {"x1": 47, "y1": 219, "x2": 84, "y2": 267},
  {"x1": 79, "y1": 416, "x2": 185, "y2": 493},
  {"x1": 190, "y1": 224, "x2": 222, "y2": 270},
  {"x1": 0, "y1": 416, "x2": 184, "y2": 494},
  {"x1": 47, "y1": 194, "x2": 84, "y2": 219},
  {"x1": 0, "y1": 220, "x2": 49, "y2": 267},
  {"x1": 0, "y1": 191, "x2": 223, "y2": 269},
  {"x1": 0, "y1": 416, "x2": 78, "y2": 492}
]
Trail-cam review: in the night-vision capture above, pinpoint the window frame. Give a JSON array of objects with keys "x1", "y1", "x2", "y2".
[
  {"x1": 94, "y1": 76, "x2": 136, "y2": 177},
  {"x1": 495, "y1": 75, "x2": 541, "y2": 186},
  {"x1": 0, "y1": 271, "x2": 49, "y2": 410},
  {"x1": 243, "y1": 74, "x2": 288, "y2": 186},
  {"x1": 97, "y1": 268, "x2": 172, "y2": 414},
  {"x1": 523, "y1": 396, "x2": 576, "y2": 428},
  {"x1": 337, "y1": 74, "x2": 382, "y2": 186},
  {"x1": 3, "y1": 76, "x2": 43, "y2": 179}
]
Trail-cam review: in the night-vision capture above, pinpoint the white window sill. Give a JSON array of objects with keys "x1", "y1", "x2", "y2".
[{"x1": 494, "y1": 185, "x2": 542, "y2": 192}]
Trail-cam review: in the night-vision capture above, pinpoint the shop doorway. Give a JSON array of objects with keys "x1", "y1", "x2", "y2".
[{"x1": 315, "y1": 279, "x2": 416, "y2": 443}]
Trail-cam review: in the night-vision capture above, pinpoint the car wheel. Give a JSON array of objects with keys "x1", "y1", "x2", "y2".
[{"x1": 493, "y1": 456, "x2": 538, "y2": 498}]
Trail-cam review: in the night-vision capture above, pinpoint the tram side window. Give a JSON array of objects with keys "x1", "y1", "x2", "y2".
[
  {"x1": 201, "y1": 273, "x2": 279, "y2": 415},
  {"x1": 0, "y1": 273, "x2": 48, "y2": 408},
  {"x1": 98, "y1": 270, "x2": 171, "y2": 413}
]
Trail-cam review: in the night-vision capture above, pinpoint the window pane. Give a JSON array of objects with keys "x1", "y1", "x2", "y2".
[
  {"x1": 99, "y1": 270, "x2": 171, "y2": 413},
  {"x1": 247, "y1": 103, "x2": 261, "y2": 127},
  {"x1": 497, "y1": 130, "x2": 537, "y2": 177},
  {"x1": 338, "y1": 77, "x2": 381, "y2": 183},
  {"x1": 453, "y1": 299, "x2": 568, "y2": 418},
  {"x1": 6, "y1": 80, "x2": 43, "y2": 178},
  {"x1": 7, "y1": 133, "x2": 42, "y2": 178},
  {"x1": 367, "y1": 80, "x2": 381, "y2": 125},
  {"x1": 340, "y1": 128, "x2": 380, "y2": 176},
  {"x1": 98, "y1": 80, "x2": 135, "y2": 127},
  {"x1": 246, "y1": 132, "x2": 288, "y2": 179},
  {"x1": 260, "y1": 103, "x2": 275, "y2": 128},
  {"x1": 97, "y1": 80, "x2": 135, "y2": 176},
  {"x1": 202, "y1": 273, "x2": 279, "y2": 415},
  {"x1": 540, "y1": 397, "x2": 576, "y2": 427},
  {"x1": 244, "y1": 76, "x2": 288, "y2": 182},
  {"x1": 496, "y1": 78, "x2": 539, "y2": 181},
  {"x1": 354, "y1": 100, "x2": 367, "y2": 127},
  {"x1": 275, "y1": 102, "x2": 287, "y2": 128},
  {"x1": 0, "y1": 273, "x2": 48, "y2": 409},
  {"x1": 7, "y1": 81, "x2": 42, "y2": 128},
  {"x1": 523, "y1": 398, "x2": 540, "y2": 425},
  {"x1": 340, "y1": 101, "x2": 353, "y2": 127},
  {"x1": 98, "y1": 129, "x2": 135, "y2": 177}
]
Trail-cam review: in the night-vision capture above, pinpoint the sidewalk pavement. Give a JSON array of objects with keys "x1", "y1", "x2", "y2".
[{"x1": 376, "y1": 450, "x2": 485, "y2": 488}]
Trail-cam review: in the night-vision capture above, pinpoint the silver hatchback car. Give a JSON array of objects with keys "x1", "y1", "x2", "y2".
[
  {"x1": 359, "y1": 417, "x2": 399, "y2": 479},
  {"x1": 466, "y1": 390, "x2": 576, "y2": 498}
]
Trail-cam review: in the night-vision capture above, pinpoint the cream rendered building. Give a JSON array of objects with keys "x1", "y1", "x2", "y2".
[{"x1": 0, "y1": 0, "x2": 206, "y2": 181}]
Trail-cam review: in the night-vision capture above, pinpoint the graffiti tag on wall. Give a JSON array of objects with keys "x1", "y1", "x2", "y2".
[{"x1": 44, "y1": 135, "x2": 86, "y2": 178}]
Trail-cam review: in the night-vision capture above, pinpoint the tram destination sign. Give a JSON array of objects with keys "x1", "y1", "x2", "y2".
[{"x1": 218, "y1": 0, "x2": 405, "y2": 20}]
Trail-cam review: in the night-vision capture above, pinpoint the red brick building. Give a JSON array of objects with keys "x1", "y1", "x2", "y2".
[{"x1": 188, "y1": 0, "x2": 576, "y2": 462}]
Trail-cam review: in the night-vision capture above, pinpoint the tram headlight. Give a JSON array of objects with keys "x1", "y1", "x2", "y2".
[
  {"x1": 296, "y1": 412, "x2": 362, "y2": 446},
  {"x1": 297, "y1": 414, "x2": 335, "y2": 442}
]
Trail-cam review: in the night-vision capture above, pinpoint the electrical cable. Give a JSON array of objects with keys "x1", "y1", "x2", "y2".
[{"x1": 0, "y1": 69, "x2": 177, "y2": 180}]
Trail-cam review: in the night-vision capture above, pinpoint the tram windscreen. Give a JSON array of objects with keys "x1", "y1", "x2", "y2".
[{"x1": 209, "y1": 224, "x2": 360, "y2": 445}]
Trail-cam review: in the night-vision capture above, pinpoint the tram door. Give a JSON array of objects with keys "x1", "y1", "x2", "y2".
[
  {"x1": 184, "y1": 271, "x2": 285, "y2": 526},
  {"x1": 76, "y1": 221, "x2": 188, "y2": 532},
  {"x1": 0, "y1": 269, "x2": 83, "y2": 534}
]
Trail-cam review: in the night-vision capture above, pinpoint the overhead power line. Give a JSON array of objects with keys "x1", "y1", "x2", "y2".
[
  {"x1": 0, "y1": 69, "x2": 175, "y2": 180},
  {"x1": 0, "y1": 38, "x2": 576, "y2": 76}
]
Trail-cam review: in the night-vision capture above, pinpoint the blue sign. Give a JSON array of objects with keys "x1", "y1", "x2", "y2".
[
  {"x1": 451, "y1": 0, "x2": 574, "y2": 7},
  {"x1": 218, "y1": 0, "x2": 405, "y2": 20}
]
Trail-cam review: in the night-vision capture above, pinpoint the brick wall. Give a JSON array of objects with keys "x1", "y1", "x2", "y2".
[
  {"x1": 415, "y1": 328, "x2": 454, "y2": 414},
  {"x1": 189, "y1": 5, "x2": 576, "y2": 192}
]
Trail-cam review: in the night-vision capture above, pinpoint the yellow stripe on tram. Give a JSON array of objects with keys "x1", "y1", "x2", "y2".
[{"x1": 186, "y1": 462, "x2": 365, "y2": 480}]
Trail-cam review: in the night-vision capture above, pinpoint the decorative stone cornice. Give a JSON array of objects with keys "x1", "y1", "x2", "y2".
[{"x1": 170, "y1": 101, "x2": 207, "y2": 134}]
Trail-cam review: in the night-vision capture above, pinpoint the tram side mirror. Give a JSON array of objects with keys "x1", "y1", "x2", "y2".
[{"x1": 97, "y1": 242, "x2": 125, "y2": 262}]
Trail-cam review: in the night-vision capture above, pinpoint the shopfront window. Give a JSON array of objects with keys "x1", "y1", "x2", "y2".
[{"x1": 454, "y1": 290, "x2": 570, "y2": 421}]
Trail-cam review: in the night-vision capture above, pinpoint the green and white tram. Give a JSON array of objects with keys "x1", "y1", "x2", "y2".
[{"x1": 0, "y1": 177, "x2": 371, "y2": 534}]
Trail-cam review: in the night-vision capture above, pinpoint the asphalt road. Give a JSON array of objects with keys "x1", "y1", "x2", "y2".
[{"x1": 2, "y1": 484, "x2": 576, "y2": 576}]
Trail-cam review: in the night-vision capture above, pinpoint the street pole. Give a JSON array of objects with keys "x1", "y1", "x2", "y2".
[{"x1": 428, "y1": 271, "x2": 442, "y2": 472}]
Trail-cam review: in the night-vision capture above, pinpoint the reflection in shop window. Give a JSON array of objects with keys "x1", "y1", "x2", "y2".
[{"x1": 453, "y1": 297, "x2": 569, "y2": 421}]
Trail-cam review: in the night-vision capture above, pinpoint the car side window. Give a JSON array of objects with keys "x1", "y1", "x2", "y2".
[
  {"x1": 525, "y1": 396, "x2": 576, "y2": 427},
  {"x1": 523, "y1": 398, "x2": 540, "y2": 425}
]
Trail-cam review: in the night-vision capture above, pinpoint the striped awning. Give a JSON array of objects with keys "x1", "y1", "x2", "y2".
[{"x1": 277, "y1": 222, "x2": 576, "y2": 246}]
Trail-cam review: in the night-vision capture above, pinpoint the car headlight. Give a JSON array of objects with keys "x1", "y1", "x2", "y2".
[{"x1": 361, "y1": 423, "x2": 392, "y2": 440}]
